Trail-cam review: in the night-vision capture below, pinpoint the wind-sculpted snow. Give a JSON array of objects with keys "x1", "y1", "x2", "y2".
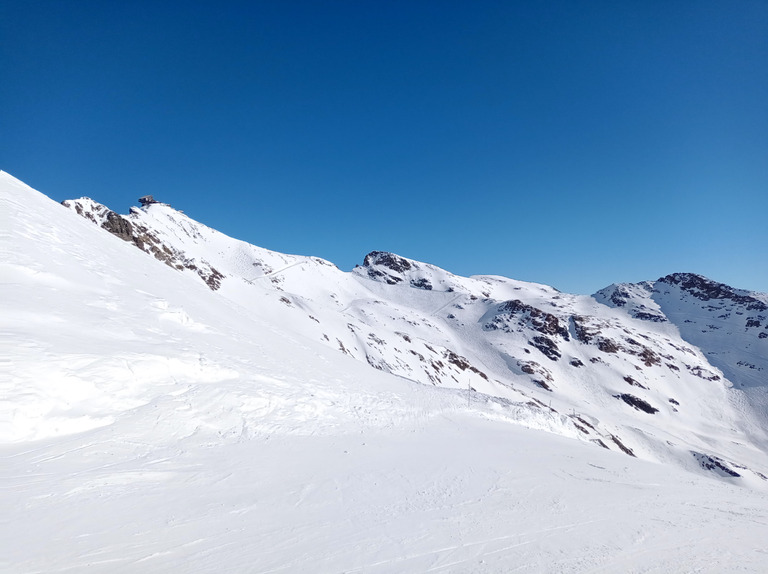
[{"x1": 4, "y1": 170, "x2": 768, "y2": 572}]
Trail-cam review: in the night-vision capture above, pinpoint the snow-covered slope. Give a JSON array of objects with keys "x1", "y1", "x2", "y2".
[
  {"x1": 595, "y1": 273, "x2": 768, "y2": 387},
  {"x1": 4, "y1": 170, "x2": 768, "y2": 572},
  {"x1": 60, "y1": 189, "x2": 768, "y2": 483}
]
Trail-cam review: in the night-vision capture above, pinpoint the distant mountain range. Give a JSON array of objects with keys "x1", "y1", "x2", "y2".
[
  {"x1": 6, "y1": 169, "x2": 768, "y2": 571},
  {"x1": 52, "y1": 184, "x2": 768, "y2": 485}
]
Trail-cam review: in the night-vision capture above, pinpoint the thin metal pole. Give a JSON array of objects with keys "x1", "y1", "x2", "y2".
[{"x1": 467, "y1": 380, "x2": 471, "y2": 408}]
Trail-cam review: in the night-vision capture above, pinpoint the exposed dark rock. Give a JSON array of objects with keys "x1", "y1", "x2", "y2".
[
  {"x1": 408, "y1": 349, "x2": 425, "y2": 361},
  {"x1": 529, "y1": 336, "x2": 561, "y2": 361},
  {"x1": 571, "y1": 316, "x2": 596, "y2": 343},
  {"x1": 597, "y1": 337, "x2": 619, "y2": 353},
  {"x1": 368, "y1": 333, "x2": 386, "y2": 346},
  {"x1": 63, "y1": 199, "x2": 226, "y2": 291},
  {"x1": 595, "y1": 285, "x2": 667, "y2": 322},
  {"x1": 366, "y1": 354, "x2": 398, "y2": 374},
  {"x1": 692, "y1": 452, "x2": 741, "y2": 477},
  {"x1": 634, "y1": 311, "x2": 667, "y2": 323},
  {"x1": 610, "y1": 435, "x2": 636, "y2": 457},
  {"x1": 486, "y1": 300, "x2": 569, "y2": 339},
  {"x1": 569, "y1": 358, "x2": 584, "y2": 367},
  {"x1": 527, "y1": 397, "x2": 557, "y2": 411},
  {"x1": 613, "y1": 393, "x2": 659, "y2": 414},
  {"x1": 201, "y1": 267, "x2": 225, "y2": 290},
  {"x1": 533, "y1": 379, "x2": 552, "y2": 392},
  {"x1": 363, "y1": 251, "x2": 413, "y2": 273},
  {"x1": 659, "y1": 273, "x2": 767, "y2": 311},
  {"x1": 102, "y1": 211, "x2": 135, "y2": 241},
  {"x1": 521, "y1": 363, "x2": 536, "y2": 375},
  {"x1": 736, "y1": 360, "x2": 759, "y2": 370},
  {"x1": 623, "y1": 375, "x2": 648, "y2": 389},
  {"x1": 518, "y1": 361, "x2": 554, "y2": 388},
  {"x1": 688, "y1": 365, "x2": 720, "y2": 381},
  {"x1": 443, "y1": 350, "x2": 489, "y2": 380},
  {"x1": 337, "y1": 339, "x2": 350, "y2": 355},
  {"x1": 362, "y1": 251, "x2": 416, "y2": 283},
  {"x1": 607, "y1": 286, "x2": 630, "y2": 307},
  {"x1": 573, "y1": 416, "x2": 597, "y2": 432},
  {"x1": 638, "y1": 346, "x2": 661, "y2": 367},
  {"x1": 571, "y1": 420, "x2": 590, "y2": 434},
  {"x1": 410, "y1": 278, "x2": 433, "y2": 290},
  {"x1": 366, "y1": 271, "x2": 401, "y2": 284}
]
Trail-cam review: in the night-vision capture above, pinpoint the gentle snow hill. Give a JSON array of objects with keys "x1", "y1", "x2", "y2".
[{"x1": 3, "y1": 170, "x2": 768, "y2": 573}]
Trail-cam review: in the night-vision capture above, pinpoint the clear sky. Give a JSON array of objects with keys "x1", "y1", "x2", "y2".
[{"x1": 2, "y1": 1, "x2": 766, "y2": 294}]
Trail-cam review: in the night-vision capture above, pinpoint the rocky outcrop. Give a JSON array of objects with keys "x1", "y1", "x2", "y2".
[
  {"x1": 63, "y1": 198, "x2": 224, "y2": 291},
  {"x1": 360, "y1": 251, "x2": 413, "y2": 284},
  {"x1": 659, "y1": 273, "x2": 767, "y2": 311},
  {"x1": 614, "y1": 393, "x2": 658, "y2": 414},
  {"x1": 485, "y1": 300, "x2": 569, "y2": 338}
]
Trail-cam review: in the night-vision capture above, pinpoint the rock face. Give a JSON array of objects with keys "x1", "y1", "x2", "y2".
[
  {"x1": 364, "y1": 251, "x2": 413, "y2": 275},
  {"x1": 593, "y1": 273, "x2": 768, "y2": 389},
  {"x1": 62, "y1": 197, "x2": 225, "y2": 290},
  {"x1": 485, "y1": 300, "x2": 569, "y2": 339},
  {"x1": 356, "y1": 251, "x2": 454, "y2": 292},
  {"x1": 659, "y1": 273, "x2": 767, "y2": 310}
]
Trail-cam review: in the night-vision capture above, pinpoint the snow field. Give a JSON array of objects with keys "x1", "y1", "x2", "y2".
[{"x1": 3, "y1": 170, "x2": 768, "y2": 572}]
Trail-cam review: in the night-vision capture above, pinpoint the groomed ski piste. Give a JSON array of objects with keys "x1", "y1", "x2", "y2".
[{"x1": 3, "y1": 170, "x2": 768, "y2": 573}]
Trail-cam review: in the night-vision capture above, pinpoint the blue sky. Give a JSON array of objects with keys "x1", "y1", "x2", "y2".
[{"x1": 2, "y1": 1, "x2": 767, "y2": 294}]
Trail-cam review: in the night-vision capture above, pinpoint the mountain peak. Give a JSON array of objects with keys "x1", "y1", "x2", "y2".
[
  {"x1": 362, "y1": 250, "x2": 415, "y2": 272},
  {"x1": 359, "y1": 251, "x2": 417, "y2": 285},
  {"x1": 658, "y1": 272, "x2": 767, "y2": 309}
]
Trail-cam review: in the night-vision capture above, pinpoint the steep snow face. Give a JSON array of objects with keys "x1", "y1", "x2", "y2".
[
  {"x1": 654, "y1": 273, "x2": 768, "y2": 386},
  {"x1": 594, "y1": 274, "x2": 768, "y2": 389},
  {"x1": 43, "y1": 178, "x2": 768, "y2": 484}
]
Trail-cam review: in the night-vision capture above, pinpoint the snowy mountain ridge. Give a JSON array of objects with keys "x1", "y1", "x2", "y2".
[
  {"x1": 4, "y1": 170, "x2": 768, "y2": 572},
  {"x1": 55, "y1": 182, "x2": 768, "y2": 486}
]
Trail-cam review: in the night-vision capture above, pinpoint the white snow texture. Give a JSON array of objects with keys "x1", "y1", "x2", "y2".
[{"x1": 2, "y1": 170, "x2": 768, "y2": 573}]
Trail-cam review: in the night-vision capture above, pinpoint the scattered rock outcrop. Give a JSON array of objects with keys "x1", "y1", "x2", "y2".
[
  {"x1": 63, "y1": 197, "x2": 224, "y2": 291},
  {"x1": 613, "y1": 393, "x2": 659, "y2": 414},
  {"x1": 659, "y1": 273, "x2": 767, "y2": 311}
]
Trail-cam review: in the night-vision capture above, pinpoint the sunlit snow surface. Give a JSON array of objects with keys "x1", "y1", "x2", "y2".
[{"x1": 2, "y1": 171, "x2": 768, "y2": 573}]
